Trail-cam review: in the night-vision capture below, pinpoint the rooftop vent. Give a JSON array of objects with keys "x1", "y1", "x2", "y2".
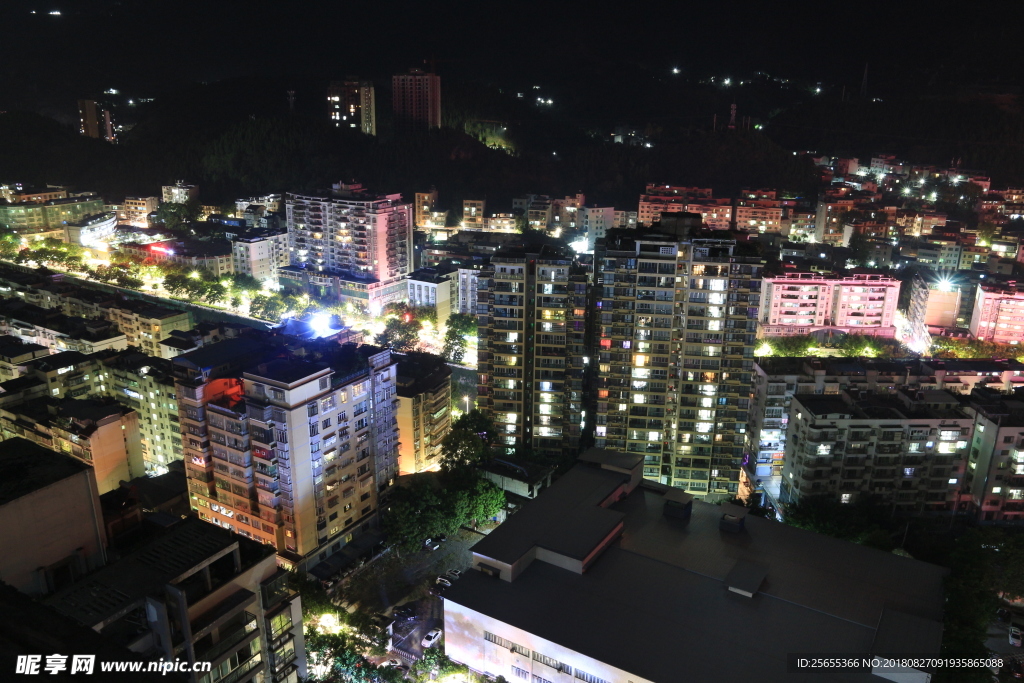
[
  {"x1": 725, "y1": 559, "x2": 768, "y2": 598},
  {"x1": 662, "y1": 489, "x2": 693, "y2": 522},
  {"x1": 719, "y1": 512, "x2": 746, "y2": 533}
]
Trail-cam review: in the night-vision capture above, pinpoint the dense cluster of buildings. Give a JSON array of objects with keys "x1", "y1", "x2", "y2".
[{"x1": 5, "y1": 139, "x2": 1024, "y2": 681}]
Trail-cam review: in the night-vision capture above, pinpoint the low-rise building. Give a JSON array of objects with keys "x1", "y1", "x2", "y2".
[
  {"x1": 120, "y1": 240, "x2": 235, "y2": 277},
  {"x1": 123, "y1": 196, "x2": 160, "y2": 227},
  {"x1": 0, "y1": 194, "x2": 106, "y2": 232},
  {"x1": 0, "y1": 298, "x2": 127, "y2": 353},
  {"x1": 0, "y1": 437, "x2": 107, "y2": 596},
  {"x1": 478, "y1": 457, "x2": 553, "y2": 500},
  {"x1": 232, "y1": 228, "x2": 290, "y2": 285},
  {"x1": 105, "y1": 300, "x2": 193, "y2": 358},
  {"x1": 445, "y1": 449, "x2": 947, "y2": 683},
  {"x1": 759, "y1": 272, "x2": 901, "y2": 338},
  {"x1": 406, "y1": 267, "x2": 455, "y2": 329},
  {"x1": 162, "y1": 182, "x2": 199, "y2": 204}
]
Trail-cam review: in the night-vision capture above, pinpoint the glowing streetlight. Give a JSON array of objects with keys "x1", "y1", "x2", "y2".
[{"x1": 463, "y1": 396, "x2": 470, "y2": 413}]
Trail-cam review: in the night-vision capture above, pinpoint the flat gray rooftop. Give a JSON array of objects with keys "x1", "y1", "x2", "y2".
[
  {"x1": 446, "y1": 462, "x2": 948, "y2": 683},
  {"x1": 0, "y1": 437, "x2": 91, "y2": 507}
]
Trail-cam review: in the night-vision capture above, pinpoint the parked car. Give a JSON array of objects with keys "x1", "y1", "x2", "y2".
[
  {"x1": 436, "y1": 576, "x2": 452, "y2": 587},
  {"x1": 392, "y1": 605, "x2": 416, "y2": 620},
  {"x1": 381, "y1": 658, "x2": 403, "y2": 668},
  {"x1": 424, "y1": 539, "x2": 440, "y2": 551},
  {"x1": 446, "y1": 569, "x2": 462, "y2": 579},
  {"x1": 1011, "y1": 626, "x2": 1023, "y2": 648},
  {"x1": 421, "y1": 629, "x2": 442, "y2": 648},
  {"x1": 1008, "y1": 657, "x2": 1024, "y2": 679}
]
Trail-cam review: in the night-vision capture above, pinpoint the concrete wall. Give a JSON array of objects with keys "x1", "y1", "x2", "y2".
[{"x1": 0, "y1": 468, "x2": 106, "y2": 595}]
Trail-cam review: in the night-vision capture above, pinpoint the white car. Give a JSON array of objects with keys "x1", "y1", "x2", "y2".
[
  {"x1": 1011, "y1": 626, "x2": 1022, "y2": 647},
  {"x1": 421, "y1": 628, "x2": 442, "y2": 648},
  {"x1": 436, "y1": 576, "x2": 452, "y2": 587},
  {"x1": 381, "y1": 658, "x2": 402, "y2": 668}
]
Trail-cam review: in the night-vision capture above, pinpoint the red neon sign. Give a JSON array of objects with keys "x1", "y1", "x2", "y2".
[{"x1": 151, "y1": 245, "x2": 171, "y2": 254}]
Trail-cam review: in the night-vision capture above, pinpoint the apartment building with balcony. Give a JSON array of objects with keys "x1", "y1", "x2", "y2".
[
  {"x1": 414, "y1": 189, "x2": 438, "y2": 228},
  {"x1": 407, "y1": 267, "x2": 455, "y2": 330},
  {"x1": 0, "y1": 397, "x2": 143, "y2": 494},
  {"x1": 636, "y1": 185, "x2": 712, "y2": 226},
  {"x1": 179, "y1": 339, "x2": 399, "y2": 572},
  {"x1": 232, "y1": 228, "x2": 290, "y2": 286},
  {"x1": 97, "y1": 350, "x2": 183, "y2": 475},
  {"x1": 969, "y1": 280, "x2": 1024, "y2": 344},
  {"x1": 124, "y1": 196, "x2": 159, "y2": 226},
  {"x1": 47, "y1": 517, "x2": 306, "y2": 683},
  {"x1": 746, "y1": 357, "x2": 1018, "y2": 510},
  {"x1": 105, "y1": 300, "x2": 193, "y2": 358},
  {"x1": 162, "y1": 182, "x2": 199, "y2": 204},
  {"x1": 780, "y1": 390, "x2": 974, "y2": 512},
  {"x1": 759, "y1": 272, "x2": 901, "y2": 338},
  {"x1": 285, "y1": 182, "x2": 412, "y2": 311},
  {"x1": 961, "y1": 388, "x2": 1024, "y2": 522},
  {"x1": 396, "y1": 353, "x2": 452, "y2": 474},
  {"x1": 477, "y1": 246, "x2": 587, "y2": 462},
  {"x1": 592, "y1": 231, "x2": 763, "y2": 498}
]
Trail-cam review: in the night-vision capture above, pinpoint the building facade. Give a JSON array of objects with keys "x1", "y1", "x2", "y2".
[
  {"x1": 592, "y1": 233, "x2": 763, "y2": 498},
  {"x1": 477, "y1": 247, "x2": 587, "y2": 462},
  {"x1": 970, "y1": 281, "x2": 1024, "y2": 344},
  {"x1": 285, "y1": 183, "x2": 412, "y2": 312},
  {"x1": 759, "y1": 272, "x2": 901, "y2": 339},
  {"x1": 396, "y1": 354, "x2": 452, "y2": 474},
  {"x1": 328, "y1": 80, "x2": 376, "y2": 135},
  {"x1": 392, "y1": 68, "x2": 441, "y2": 129},
  {"x1": 232, "y1": 228, "x2": 290, "y2": 285},
  {"x1": 162, "y1": 182, "x2": 199, "y2": 204}
]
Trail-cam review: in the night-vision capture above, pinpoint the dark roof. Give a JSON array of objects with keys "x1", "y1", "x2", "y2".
[
  {"x1": 445, "y1": 474, "x2": 947, "y2": 683},
  {"x1": 472, "y1": 464, "x2": 628, "y2": 565},
  {"x1": 245, "y1": 358, "x2": 327, "y2": 385},
  {"x1": 0, "y1": 582, "x2": 184, "y2": 682},
  {"x1": 28, "y1": 350, "x2": 93, "y2": 372},
  {"x1": 0, "y1": 437, "x2": 91, "y2": 507},
  {"x1": 173, "y1": 337, "x2": 269, "y2": 373},
  {"x1": 47, "y1": 518, "x2": 272, "y2": 628},
  {"x1": 793, "y1": 395, "x2": 854, "y2": 418}
]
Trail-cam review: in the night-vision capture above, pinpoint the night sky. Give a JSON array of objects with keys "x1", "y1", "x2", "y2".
[{"x1": 3, "y1": 0, "x2": 1022, "y2": 121}]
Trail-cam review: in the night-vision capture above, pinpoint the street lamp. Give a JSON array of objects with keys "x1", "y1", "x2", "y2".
[{"x1": 463, "y1": 396, "x2": 470, "y2": 413}]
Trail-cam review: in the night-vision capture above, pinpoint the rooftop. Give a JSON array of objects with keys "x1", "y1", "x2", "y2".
[
  {"x1": 446, "y1": 453, "x2": 947, "y2": 683},
  {"x1": 47, "y1": 518, "x2": 272, "y2": 629},
  {"x1": 245, "y1": 358, "x2": 328, "y2": 386},
  {"x1": 0, "y1": 437, "x2": 91, "y2": 507}
]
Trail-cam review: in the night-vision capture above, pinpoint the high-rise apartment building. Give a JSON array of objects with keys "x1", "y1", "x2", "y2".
[
  {"x1": 77, "y1": 99, "x2": 115, "y2": 142},
  {"x1": 477, "y1": 246, "x2": 587, "y2": 462},
  {"x1": 592, "y1": 231, "x2": 763, "y2": 498},
  {"x1": 284, "y1": 182, "x2": 412, "y2": 312},
  {"x1": 392, "y1": 68, "x2": 441, "y2": 129},
  {"x1": 414, "y1": 189, "x2": 438, "y2": 228},
  {"x1": 759, "y1": 272, "x2": 901, "y2": 339},
  {"x1": 581, "y1": 206, "x2": 615, "y2": 251},
  {"x1": 396, "y1": 354, "x2": 452, "y2": 474},
  {"x1": 328, "y1": 80, "x2": 376, "y2": 135},
  {"x1": 178, "y1": 339, "x2": 399, "y2": 571}
]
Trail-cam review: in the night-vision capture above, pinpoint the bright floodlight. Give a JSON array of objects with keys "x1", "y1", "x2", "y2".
[
  {"x1": 309, "y1": 312, "x2": 334, "y2": 338},
  {"x1": 672, "y1": 67, "x2": 680, "y2": 74},
  {"x1": 937, "y1": 279, "x2": 953, "y2": 292},
  {"x1": 755, "y1": 342, "x2": 772, "y2": 357}
]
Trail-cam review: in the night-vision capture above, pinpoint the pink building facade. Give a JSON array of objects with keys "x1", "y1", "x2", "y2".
[
  {"x1": 969, "y1": 282, "x2": 1024, "y2": 344},
  {"x1": 759, "y1": 272, "x2": 901, "y2": 338}
]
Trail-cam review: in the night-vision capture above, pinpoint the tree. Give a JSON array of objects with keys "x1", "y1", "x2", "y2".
[
  {"x1": 439, "y1": 426, "x2": 488, "y2": 474},
  {"x1": 375, "y1": 317, "x2": 418, "y2": 352},
  {"x1": 467, "y1": 478, "x2": 505, "y2": 526},
  {"x1": 442, "y1": 326, "x2": 465, "y2": 363},
  {"x1": 249, "y1": 293, "x2": 287, "y2": 321},
  {"x1": 203, "y1": 282, "x2": 228, "y2": 305},
  {"x1": 381, "y1": 488, "x2": 430, "y2": 554},
  {"x1": 446, "y1": 312, "x2": 477, "y2": 337},
  {"x1": 230, "y1": 272, "x2": 264, "y2": 295},
  {"x1": 847, "y1": 231, "x2": 871, "y2": 265},
  {"x1": 155, "y1": 198, "x2": 201, "y2": 233},
  {"x1": 764, "y1": 334, "x2": 817, "y2": 357}
]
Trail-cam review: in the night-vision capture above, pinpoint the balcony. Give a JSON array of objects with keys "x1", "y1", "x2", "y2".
[{"x1": 196, "y1": 612, "x2": 258, "y2": 664}]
